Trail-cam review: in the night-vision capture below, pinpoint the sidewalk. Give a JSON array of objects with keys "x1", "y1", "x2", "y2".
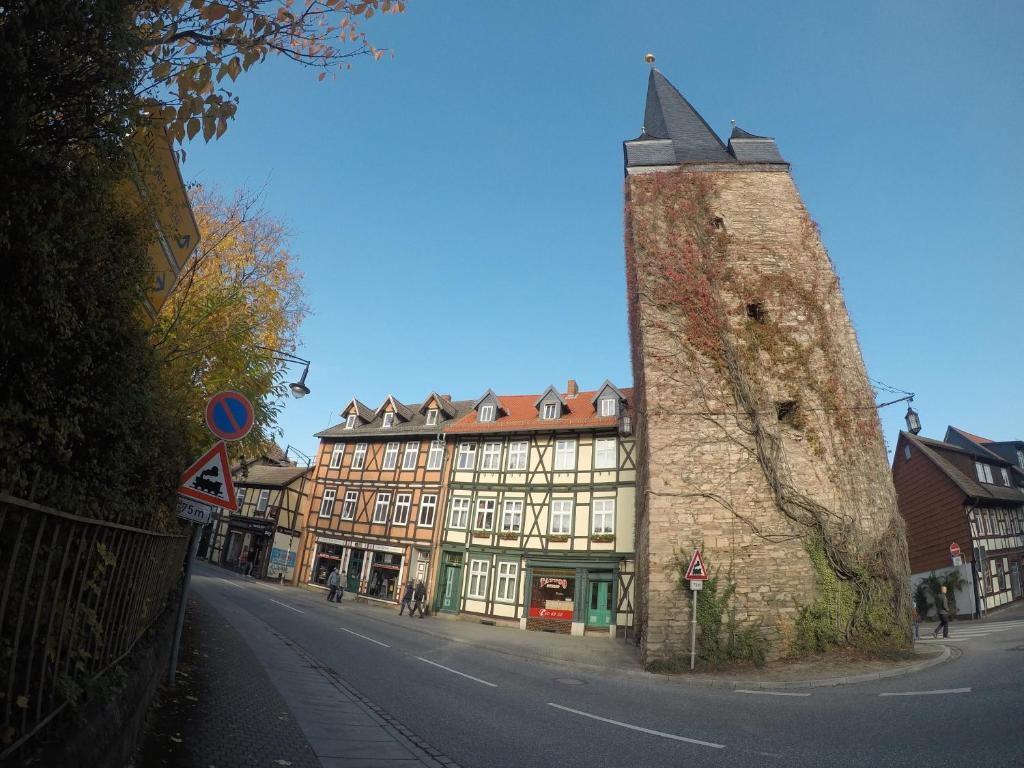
[{"x1": 131, "y1": 591, "x2": 462, "y2": 768}]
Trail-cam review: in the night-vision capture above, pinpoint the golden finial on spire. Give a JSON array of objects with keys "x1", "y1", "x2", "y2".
[{"x1": 644, "y1": 53, "x2": 656, "y2": 66}]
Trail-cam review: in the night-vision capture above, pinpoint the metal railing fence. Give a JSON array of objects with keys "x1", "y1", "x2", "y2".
[{"x1": 0, "y1": 494, "x2": 188, "y2": 757}]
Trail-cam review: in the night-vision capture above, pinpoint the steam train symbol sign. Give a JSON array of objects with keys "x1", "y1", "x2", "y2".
[{"x1": 178, "y1": 441, "x2": 237, "y2": 511}]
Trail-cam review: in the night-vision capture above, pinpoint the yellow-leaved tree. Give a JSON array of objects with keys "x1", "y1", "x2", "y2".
[{"x1": 151, "y1": 186, "x2": 308, "y2": 457}]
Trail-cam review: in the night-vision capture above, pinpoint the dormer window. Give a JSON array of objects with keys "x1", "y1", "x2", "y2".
[
  {"x1": 542, "y1": 402, "x2": 558, "y2": 420},
  {"x1": 1018, "y1": 449, "x2": 1024, "y2": 469},
  {"x1": 426, "y1": 408, "x2": 439, "y2": 426},
  {"x1": 1000, "y1": 467, "x2": 1010, "y2": 486},
  {"x1": 599, "y1": 397, "x2": 617, "y2": 417},
  {"x1": 479, "y1": 404, "x2": 495, "y2": 423},
  {"x1": 974, "y1": 461, "x2": 994, "y2": 484},
  {"x1": 382, "y1": 412, "x2": 394, "y2": 429},
  {"x1": 345, "y1": 414, "x2": 357, "y2": 429}
]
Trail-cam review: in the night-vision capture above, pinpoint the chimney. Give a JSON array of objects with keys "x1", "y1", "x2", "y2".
[{"x1": 566, "y1": 379, "x2": 578, "y2": 398}]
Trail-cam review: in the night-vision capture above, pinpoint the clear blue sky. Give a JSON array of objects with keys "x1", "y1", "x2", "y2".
[{"x1": 183, "y1": 0, "x2": 1023, "y2": 462}]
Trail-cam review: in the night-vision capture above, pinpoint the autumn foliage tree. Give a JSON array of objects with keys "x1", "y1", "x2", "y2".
[
  {"x1": 135, "y1": 0, "x2": 405, "y2": 144},
  {"x1": 151, "y1": 186, "x2": 308, "y2": 458}
]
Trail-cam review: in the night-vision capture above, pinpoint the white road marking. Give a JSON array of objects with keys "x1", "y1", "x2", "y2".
[
  {"x1": 416, "y1": 657, "x2": 498, "y2": 687},
  {"x1": 269, "y1": 599, "x2": 304, "y2": 613},
  {"x1": 736, "y1": 689, "x2": 811, "y2": 697},
  {"x1": 340, "y1": 627, "x2": 391, "y2": 648},
  {"x1": 216, "y1": 578, "x2": 242, "y2": 588},
  {"x1": 879, "y1": 688, "x2": 971, "y2": 697},
  {"x1": 547, "y1": 703, "x2": 725, "y2": 749}
]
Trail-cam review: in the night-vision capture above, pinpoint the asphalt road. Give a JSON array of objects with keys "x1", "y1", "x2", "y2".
[{"x1": 191, "y1": 565, "x2": 1024, "y2": 768}]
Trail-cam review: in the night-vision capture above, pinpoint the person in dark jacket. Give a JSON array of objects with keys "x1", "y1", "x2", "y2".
[
  {"x1": 410, "y1": 580, "x2": 427, "y2": 618},
  {"x1": 326, "y1": 568, "x2": 340, "y2": 603},
  {"x1": 399, "y1": 582, "x2": 414, "y2": 615},
  {"x1": 932, "y1": 585, "x2": 950, "y2": 638}
]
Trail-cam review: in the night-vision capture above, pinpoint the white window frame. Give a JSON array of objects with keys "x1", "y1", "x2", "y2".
[
  {"x1": 426, "y1": 408, "x2": 439, "y2": 426},
  {"x1": 1000, "y1": 467, "x2": 1010, "y2": 486},
  {"x1": 342, "y1": 490, "x2": 357, "y2": 520},
  {"x1": 345, "y1": 413, "x2": 357, "y2": 429},
  {"x1": 329, "y1": 443, "x2": 344, "y2": 469},
  {"x1": 394, "y1": 493, "x2": 412, "y2": 525},
  {"x1": 592, "y1": 498, "x2": 615, "y2": 534},
  {"x1": 373, "y1": 492, "x2": 391, "y2": 523},
  {"x1": 318, "y1": 489, "x2": 336, "y2": 519},
  {"x1": 449, "y1": 497, "x2": 470, "y2": 529},
  {"x1": 550, "y1": 499, "x2": 572, "y2": 535},
  {"x1": 382, "y1": 412, "x2": 395, "y2": 428},
  {"x1": 468, "y1": 559, "x2": 489, "y2": 599},
  {"x1": 479, "y1": 404, "x2": 495, "y2": 423},
  {"x1": 237, "y1": 488, "x2": 247, "y2": 507},
  {"x1": 542, "y1": 402, "x2": 558, "y2": 420},
  {"x1": 382, "y1": 442, "x2": 399, "y2": 470},
  {"x1": 474, "y1": 498, "x2": 496, "y2": 531},
  {"x1": 352, "y1": 443, "x2": 367, "y2": 470},
  {"x1": 456, "y1": 442, "x2": 477, "y2": 470},
  {"x1": 427, "y1": 440, "x2": 445, "y2": 470},
  {"x1": 507, "y1": 440, "x2": 528, "y2": 471},
  {"x1": 495, "y1": 561, "x2": 518, "y2": 602},
  {"x1": 481, "y1": 442, "x2": 502, "y2": 471},
  {"x1": 594, "y1": 437, "x2": 616, "y2": 470},
  {"x1": 255, "y1": 489, "x2": 270, "y2": 513},
  {"x1": 401, "y1": 442, "x2": 418, "y2": 470},
  {"x1": 599, "y1": 397, "x2": 617, "y2": 417},
  {"x1": 554, "y1": 439, "x2": 576, "y2": 471},
  {"x1": 501, "y1": 499, "x2": 523, "y2": 532},
  {"x1": 418, "y1": 494, "x2": 438, "y2": 527}
]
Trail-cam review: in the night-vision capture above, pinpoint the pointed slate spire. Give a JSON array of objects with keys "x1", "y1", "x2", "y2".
[{"x1": 625, "y1": 69, "x2": 733, "y2": 167}]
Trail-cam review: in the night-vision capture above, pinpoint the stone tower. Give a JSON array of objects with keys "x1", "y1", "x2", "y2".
[{"x1": 623, "y1": 67, "x2": 910, "y2": 664}]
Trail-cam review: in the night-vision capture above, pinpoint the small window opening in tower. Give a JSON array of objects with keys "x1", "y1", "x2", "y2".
[
  {"x1": 746, "y1": 303, "x2": 766, "y2": 323},
  {"x1": 776, "y1": 400, "x2": 799, "y2": 425},
  {"x1": 711, "y1": 216, "x2": 725, "y2": 231}
]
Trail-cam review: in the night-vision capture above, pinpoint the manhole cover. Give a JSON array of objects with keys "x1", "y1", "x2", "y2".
[{"x1": 554, "y1": 677, "x2": 586, "y2": 686}]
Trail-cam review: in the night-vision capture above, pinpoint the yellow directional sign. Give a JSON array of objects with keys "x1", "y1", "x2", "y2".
[{"x1": 124, "y1": 125, "x2": 200, "y2": 326}]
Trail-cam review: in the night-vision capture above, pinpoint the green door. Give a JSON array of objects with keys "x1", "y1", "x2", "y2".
[
  {"x1": 346, "y1": 549, "x2": 364, "y2": 593},
  {"x1": 441, "y1": 564, "x2": 462, "y2": 612},
  {"x1": 587, "y1": 581, "x2": 612, "y2": 627}
]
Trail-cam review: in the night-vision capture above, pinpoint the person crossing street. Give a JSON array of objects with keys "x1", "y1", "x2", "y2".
[
  {"x1": 398, "y1": 582, "x2": 414, "y2": 616},
  {"x1": 410, "y1": 580, "x2": 427, "y2": 618},
  {"x1": 933, "y1": 585, "x2": 950, "y2": 639}
]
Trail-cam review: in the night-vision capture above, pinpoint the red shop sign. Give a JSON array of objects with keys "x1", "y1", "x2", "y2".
[{"x1": 529, "y1": 606, "x2": 573, "y2": 620}]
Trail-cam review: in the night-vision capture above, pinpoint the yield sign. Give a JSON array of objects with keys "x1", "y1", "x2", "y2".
[
  {"x1": 179, "y1": 441, "x2": 237, "y2": 511},
  {"x1": 685, "y1": 549, "x2": 708, "y2": 580}
]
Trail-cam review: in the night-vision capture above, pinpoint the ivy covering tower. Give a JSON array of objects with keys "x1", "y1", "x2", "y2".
[{"x1": 623, "y1": 64, "x2": 911, "y2": 664}]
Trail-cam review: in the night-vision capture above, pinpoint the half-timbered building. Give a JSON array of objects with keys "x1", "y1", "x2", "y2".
[
  {"x1": 436, "y1": 380, "x2": 636, "y2": 637},
  {"x1": 298, "y1": 393, "x2": 473, "y2": 604}
]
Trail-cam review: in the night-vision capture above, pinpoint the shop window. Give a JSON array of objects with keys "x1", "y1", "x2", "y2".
[
  {"x1": 495, "y1": 562, "x2": 518, "y2": 602},
  {"x1": 368, "y1": 551, "x2": 402, "y2": 599},
  {"x1": 312, "y1": 543, "x2": 343, "y2": 585},
  {"x1": 468, "y1": 560, "x2": 489, "y2": 599},
  {"x1": 529, "y1": 573, "x2": 575, "y2": 620}
]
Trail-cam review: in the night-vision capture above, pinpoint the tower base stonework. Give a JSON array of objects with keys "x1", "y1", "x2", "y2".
[{"x1": 623, "y1": 70, "x2": 910, "y2": 665}]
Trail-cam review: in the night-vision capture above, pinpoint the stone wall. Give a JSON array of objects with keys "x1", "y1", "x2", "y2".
[{"x1": 624, "y1": 165, "x2": 909, "y2": 664}]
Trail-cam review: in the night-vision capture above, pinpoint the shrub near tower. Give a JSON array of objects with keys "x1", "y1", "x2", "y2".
[{"x1": 622, "y1": 66, "x2": 911, "y2": 664}]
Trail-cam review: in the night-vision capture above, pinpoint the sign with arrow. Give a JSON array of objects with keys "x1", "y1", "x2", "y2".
[
  {"x1": 178, "y1": 441, "x2": 237, "y2": 511},
  {"x1": 685, "y1": 548, "x2": 708, "y2": 581}
]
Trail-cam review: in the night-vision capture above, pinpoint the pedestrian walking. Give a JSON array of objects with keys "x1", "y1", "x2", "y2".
[
  {"x1": 237, "y1": 548, "x2": 249, "y2": 576},
  {"x1": 932, "y1": 585, "x2": 950, "y2": 639},
  {"x1": 335, "y1": 579, "x2": 344, "y2": 604},
  {"x1": 911, "y1": 603, "x2": 921, "y2": 640},
  {"x1": 399, "y1": 582, "x2": 414, "y2": 616},
  {"x1": 410, "y1": 580, "x2": 427, "y2": 618},
  {"x1": 326, "y1": 567, "x2": 340, "y2": 603}
]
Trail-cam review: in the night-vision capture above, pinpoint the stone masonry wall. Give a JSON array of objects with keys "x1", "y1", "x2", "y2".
[{"x1": 624, "y1": 166, "x2": 909, "y2": 664}]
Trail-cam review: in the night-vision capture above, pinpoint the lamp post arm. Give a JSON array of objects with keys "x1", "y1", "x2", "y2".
[{"x1": 876, "y1": 394, "x2": 914, "y2": 410}]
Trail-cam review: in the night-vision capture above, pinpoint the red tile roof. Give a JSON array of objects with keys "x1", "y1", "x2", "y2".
[
  {"x1": 952, "y1": 427, "x2": 993, "y2": 444},
  {"x1": 444, "y1": 389, "x2": 633, "y2": 434}
]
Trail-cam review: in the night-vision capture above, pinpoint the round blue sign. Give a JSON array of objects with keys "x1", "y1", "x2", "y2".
[{"x1": 205, "y1": 390, "x2": 255, "y2": 441}]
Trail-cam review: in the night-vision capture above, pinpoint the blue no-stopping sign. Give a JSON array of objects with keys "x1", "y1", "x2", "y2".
[{"x1": 205, "y1": 390, "x2": 255, "y2": 442}]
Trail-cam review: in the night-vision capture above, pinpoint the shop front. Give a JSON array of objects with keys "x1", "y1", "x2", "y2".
[
  {"x1": 223, "y1": 515, "x2": 276, "y2": 577},
  {"x1": 308, "y1": 536, "x2": 407, "y2": 601},
  {"x1": 523, "y1": 560, "x2": 620, "y2": 637}
]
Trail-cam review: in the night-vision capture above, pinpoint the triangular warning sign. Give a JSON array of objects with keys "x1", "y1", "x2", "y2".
[
  {"x1": 685, "y1": 549, "x2": 708, "y2": 580},
  {"x1": 179, "y1": 441, "x2": 237, "y2": 511}
]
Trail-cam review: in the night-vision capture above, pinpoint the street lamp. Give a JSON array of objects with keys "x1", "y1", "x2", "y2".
[
  {"x1": 255, "y1": 346, "x2": 312, "y2": 399},
  {"x1": 905, "y1": 403, "x2": 922, "y2": 435},
  {"x1": 283, "y1": 444, "x2": 313, "y2": 466}
]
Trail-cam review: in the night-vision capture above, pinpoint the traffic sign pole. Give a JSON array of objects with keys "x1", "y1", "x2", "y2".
[
  {"x1": 690, "y1": 586, "x2": 698, "y2": 671},
  {"x1": 169, "y1": 522, "x2": 201, "y2": 686}
]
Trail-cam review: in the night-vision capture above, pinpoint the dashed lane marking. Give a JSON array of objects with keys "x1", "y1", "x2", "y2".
[
  {"x1": 340, "y1": 627, "x2": 391, "y2": 648},
  {"x1": 416, "y1": 657, "x2": 498, "y2": 687},
  {"x1": 547, "y1": 703, "x2": 725, "y2": 749},
  {"x1": 879, "y1": 688, "x2": 971, "y2": 697},
  {"x1": 215, "y1": 578, "x2": 242, "y2": 588},
  {"x1": 269, "y1": 599, "x2": 304, "y2": 613},
  {"x1": 736, "y1": 690, "x2": 811, "y2": 697}
]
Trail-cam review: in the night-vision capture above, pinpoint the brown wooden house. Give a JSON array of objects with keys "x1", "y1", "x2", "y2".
[
  {"x1": 298, "y1": 393, "x2": 473, "y2": 603},
  {"x1": 892, "y1": 428, "x2": 1024, "y2": 616}
]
